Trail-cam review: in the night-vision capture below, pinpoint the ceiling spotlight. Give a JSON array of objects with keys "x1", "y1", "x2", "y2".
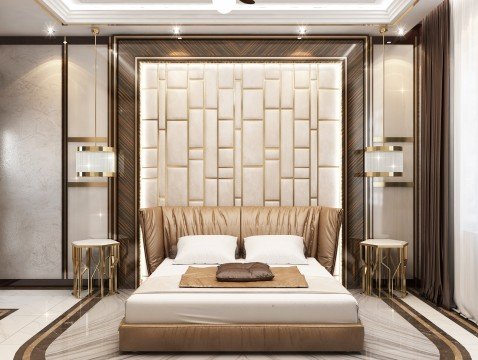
[
  {"x1": 172, "y1": 26, "x2": 182, "y2": 39},
  {"x1": 213, "y1": 0, "x2": 235, "y2": 14},
  {"x1": 45, "y1": 25, "x2": 56, "y2": 37},
  {"x1": 397, "y1": 27, "x2": 405, "y2": 36},
  {"x1": 298, "y1": 26, "x2": 307, "y2": 40}
]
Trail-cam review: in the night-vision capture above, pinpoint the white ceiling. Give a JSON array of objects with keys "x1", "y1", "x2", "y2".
[{"x1": 0, "y1": 0, "x2": 442, "y2": 36}]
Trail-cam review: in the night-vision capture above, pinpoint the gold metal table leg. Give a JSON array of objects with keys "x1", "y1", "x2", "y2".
[
  {"x1": 77, "y1": 247, "x2": 82, "y2": 298},
  {"x1": 87, "y1": 248, "x2": 92, "y2": 295},
  {"x1": 72, "y1": 246, "x2": 77, "y2": 298},
  {"x1": 113, "y1": 244, "x2": 119, "y2": 293},
  {"x1": 377, "y1": 247, "x2": 381, "y2": 297},
  {"x1": 99, "y1": 247, "x2": 105, "y2": 297}
]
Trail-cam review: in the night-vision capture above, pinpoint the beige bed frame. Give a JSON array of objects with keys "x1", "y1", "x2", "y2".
[{"x1": 119, "y1": 206, "x2": 364, "y2": 353}]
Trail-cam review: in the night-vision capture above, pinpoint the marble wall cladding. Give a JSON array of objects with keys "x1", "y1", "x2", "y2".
[
  {"x1": 0, "y1": 45, "x2": 62, "y2": 278},
  {"x1": 372, "y1": 45, "x2": 415, "y2": 277},
  {"x1": 67, "y1": 45, "x2": 109, "y2": 279},
  {"x1": 139, "y1": 62, "x2": 343, "y2": 209}
]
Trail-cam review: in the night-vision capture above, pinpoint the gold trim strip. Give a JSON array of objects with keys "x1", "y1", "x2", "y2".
[
  {"x1": 365, "y1": 146, "x2": 403, "y2": 152},
  {"x1": 373, "y1": 182, "x2": 414, "y2": 188},
  {"x1": 68, "y1": 182, "x2": 108, "y2": 187},
  {"x1": 68, "y1": 137, "x2": 108, "y2": 143},
  {"x1": 77, "y1": 172, "x2": 115, "y2": 178},
  {"x1": 77, "y1": 146, "x2": 115, "y2": 152},
  {"x1": 359, "y1": 172, "x2": 403, "y2": 177},
  {"x1": 373, "y1": 137, "x2": 414, "y2": 143}
]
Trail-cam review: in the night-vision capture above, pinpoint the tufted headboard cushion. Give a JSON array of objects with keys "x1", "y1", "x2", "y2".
[{"x1": 139, "y1": 206, "x2": 343, "y2": 275}]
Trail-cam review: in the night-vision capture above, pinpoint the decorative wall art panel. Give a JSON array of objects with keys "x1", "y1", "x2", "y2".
[{"x1": 139, "y1": 62, "x2": 344, "y2": 209}]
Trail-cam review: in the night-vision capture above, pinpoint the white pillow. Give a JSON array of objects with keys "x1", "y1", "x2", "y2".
[
  {"x1": 173, "y1": 235, "x2": 238, "y2": 264},
  {"x1": 244, "y1": 235, "x2": 308, "y2": 265}
]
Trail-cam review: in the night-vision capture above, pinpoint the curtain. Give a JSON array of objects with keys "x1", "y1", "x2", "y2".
[
  {"x1": 451, "y1": 0, "x2": 478, "y2": 322},
  {"x1": 419, "y1": 0, "x2": 454, "y2": 309}
]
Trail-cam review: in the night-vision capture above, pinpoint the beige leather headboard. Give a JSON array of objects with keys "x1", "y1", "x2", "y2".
[{"x1": 139, "y1": 206, "x2": 343, "y2": 275}]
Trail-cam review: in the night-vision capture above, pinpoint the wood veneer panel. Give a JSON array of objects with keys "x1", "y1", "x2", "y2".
[{"x1": 114, "y1": 37, "x2": 366, "y2": 288}]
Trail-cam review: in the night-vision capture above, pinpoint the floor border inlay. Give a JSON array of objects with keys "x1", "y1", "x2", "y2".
[
  {"x1": 0, "y1": 308, "x2": 18, "y2": 320},
  {"x1": 409, "y1": 289, "x2": 478, "y2": 338},
  {"x1": 13, "y1": 294, "x2": 101, "y2": 360},
  {"x1": 383, "y1": 294, "x2": 471, "y2": 360}
]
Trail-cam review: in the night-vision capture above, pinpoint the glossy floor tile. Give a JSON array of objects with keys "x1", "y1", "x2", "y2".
[
  {"x1": 402, "y1": 294, "x2": 478, "y2": 358},
  {"x1": 44, "y1": 290, "x2": 439, "y2": 360},
  {"x1": 0, "y1": 290, "x2": 80, "y2": 356},
  {"x1": 3, "y1": 289, "x2": 478, "y2": 360}
]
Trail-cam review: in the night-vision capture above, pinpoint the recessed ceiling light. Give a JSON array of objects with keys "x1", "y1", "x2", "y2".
[
  {"x1": 397, "y1": 27, "x2": 405, "y2": 36},
  {"x1": 298, "y1": 26, "x2": 307, "y2": 39},
  {"x1": 45, "y1": 25, "x2": 56, "y2": 37},
  {"x1": 172, "y1": 26, "x2": 183, "y2": 39}
]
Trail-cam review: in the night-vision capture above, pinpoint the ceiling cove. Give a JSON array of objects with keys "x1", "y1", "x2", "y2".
[{"x1": 38, "y1": 0, "x2": 418, "y2": 25}]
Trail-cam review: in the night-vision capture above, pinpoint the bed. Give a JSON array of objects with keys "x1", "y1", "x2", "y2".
[{"x1": 119, "y1": 206, "x2": 364, "y2": 352}]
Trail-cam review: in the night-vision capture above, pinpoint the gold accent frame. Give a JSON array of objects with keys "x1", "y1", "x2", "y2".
[
  {"x1": 68, "y1": 182, "x2": 108, "y2": 187},
  {"x1": 373, "y1": 136, "x2": 413, "y2": 143},
  {"x1": 373, "y1": 181, "x2": 413, "y2": 188},
  {"x1": 363, "y1": 172, "x2": 403, "y2": 177},
  {"x1": 136, "y1": 56, "x2": 347, "y2": 283},
  {"x1": 365, "y1": 145, "x2": 403, "y2": 152},
  {"x1": 77, "y1": 145, "x2": 115, "y2": 152},
  {"x1": 77, "y1": 172, "x2": 115, "y2": 178},
  {"x1": 68, "y1": 137, "x2": 108, "y2": 143}
]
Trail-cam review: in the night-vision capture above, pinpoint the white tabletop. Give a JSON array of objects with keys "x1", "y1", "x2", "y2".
[
  {"x1": 360, "y1": 239, "x2": 408, "y2": 248},
  {"x1": 72, "y1": 239, "x2": 119, "y2": 247}
]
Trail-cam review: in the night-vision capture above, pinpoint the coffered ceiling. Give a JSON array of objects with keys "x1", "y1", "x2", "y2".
[
  {"x1": 40, "y1": 0, "x2": 422, "y2": 25},
  {"x1": 0, "y1": 0, "x2": 442, "y2": 36}
]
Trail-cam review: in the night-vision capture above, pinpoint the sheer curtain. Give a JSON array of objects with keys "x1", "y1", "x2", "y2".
[{"x1": 451, "y1": 0, "x2": 478, "y2": 322}]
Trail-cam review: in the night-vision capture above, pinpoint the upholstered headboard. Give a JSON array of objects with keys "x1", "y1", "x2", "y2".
[{"x1": 139, "y1": 206, "x2": 343, "y2": 275}]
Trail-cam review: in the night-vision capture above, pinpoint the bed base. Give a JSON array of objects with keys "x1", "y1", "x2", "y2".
[{"x1": 119, "y1": 320, "x2": 364, "y2": 352}]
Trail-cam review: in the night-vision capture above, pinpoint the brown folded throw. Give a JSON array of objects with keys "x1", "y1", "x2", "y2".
[{"x1": 216, "y1": 262, "x2": 274, "y2": 282}]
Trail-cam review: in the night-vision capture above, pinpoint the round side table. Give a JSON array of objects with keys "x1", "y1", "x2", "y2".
[
  {"x1": 72, "y1": 239, "x2": 120, "y2": 298},
  {"x1": 360, "y1": 239, "x2": 408, "y2": 298}
]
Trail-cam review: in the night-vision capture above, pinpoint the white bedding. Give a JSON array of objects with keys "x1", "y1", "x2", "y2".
[{"x1": 125, "y1": 258, "x2": 359, "y2": 324}]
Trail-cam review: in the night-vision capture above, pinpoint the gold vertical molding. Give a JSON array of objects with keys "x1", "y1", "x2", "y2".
[
  {"x1": 413, "y1": 34, "x2": 420, "y2": 280},
  {"x1": 61, "y1": 35, "x2": 68, "y2": 279},
  {"x1": 134, "y1": 57, "x2": 139, "y2": 288}
]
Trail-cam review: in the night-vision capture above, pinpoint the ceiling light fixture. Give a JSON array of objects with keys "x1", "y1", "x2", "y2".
[
  {"x1": 45, "y1": 25, "x2": 56, "y2": 36},
  {"x1": 172, "y1": 26, "x2": 182, "y2": 39},
  {"x1": 397, "y1": 27, "x2": 405, "y2": 36},
  {"x1": 298, "y1": 26, "x2": 307, "y2": 40},
  {"x1": 76, "y1": 27, "x2": 115, "y2": 178},
  {"x1": 212, "y1": 0, "x2": 235, "y2": 14}
]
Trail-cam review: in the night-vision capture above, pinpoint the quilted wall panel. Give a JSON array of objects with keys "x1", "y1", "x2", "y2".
[{"x1": 139, "y1": 62, "x2": 343, "y2": 209}]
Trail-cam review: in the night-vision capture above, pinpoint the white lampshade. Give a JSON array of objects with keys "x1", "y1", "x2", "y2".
[
  {"x1": 76, "y1": 146, "x2": 115, "y2": 177},
  {"x1": 364, "y1": 146, "x2": 403, "y2": 177},
  {"x1": 213, "y1": 0, "x2": 235, "y2": 14}
]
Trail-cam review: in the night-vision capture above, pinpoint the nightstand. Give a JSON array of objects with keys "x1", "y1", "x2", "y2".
[
  {"x1": 72, "y1": 239, "x2": 120, "y2": 298},
  {"x1": 360, "y1": 239, "x2": 408, "y2": 298}
]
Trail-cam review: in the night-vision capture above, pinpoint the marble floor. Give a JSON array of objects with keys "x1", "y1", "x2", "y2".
[
  {"x1": 0, "y1": 289, "x2": 477, "y2": 360},
  {"x1": 0, "y1": 290, "x2": 80, "y2": 359}
]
